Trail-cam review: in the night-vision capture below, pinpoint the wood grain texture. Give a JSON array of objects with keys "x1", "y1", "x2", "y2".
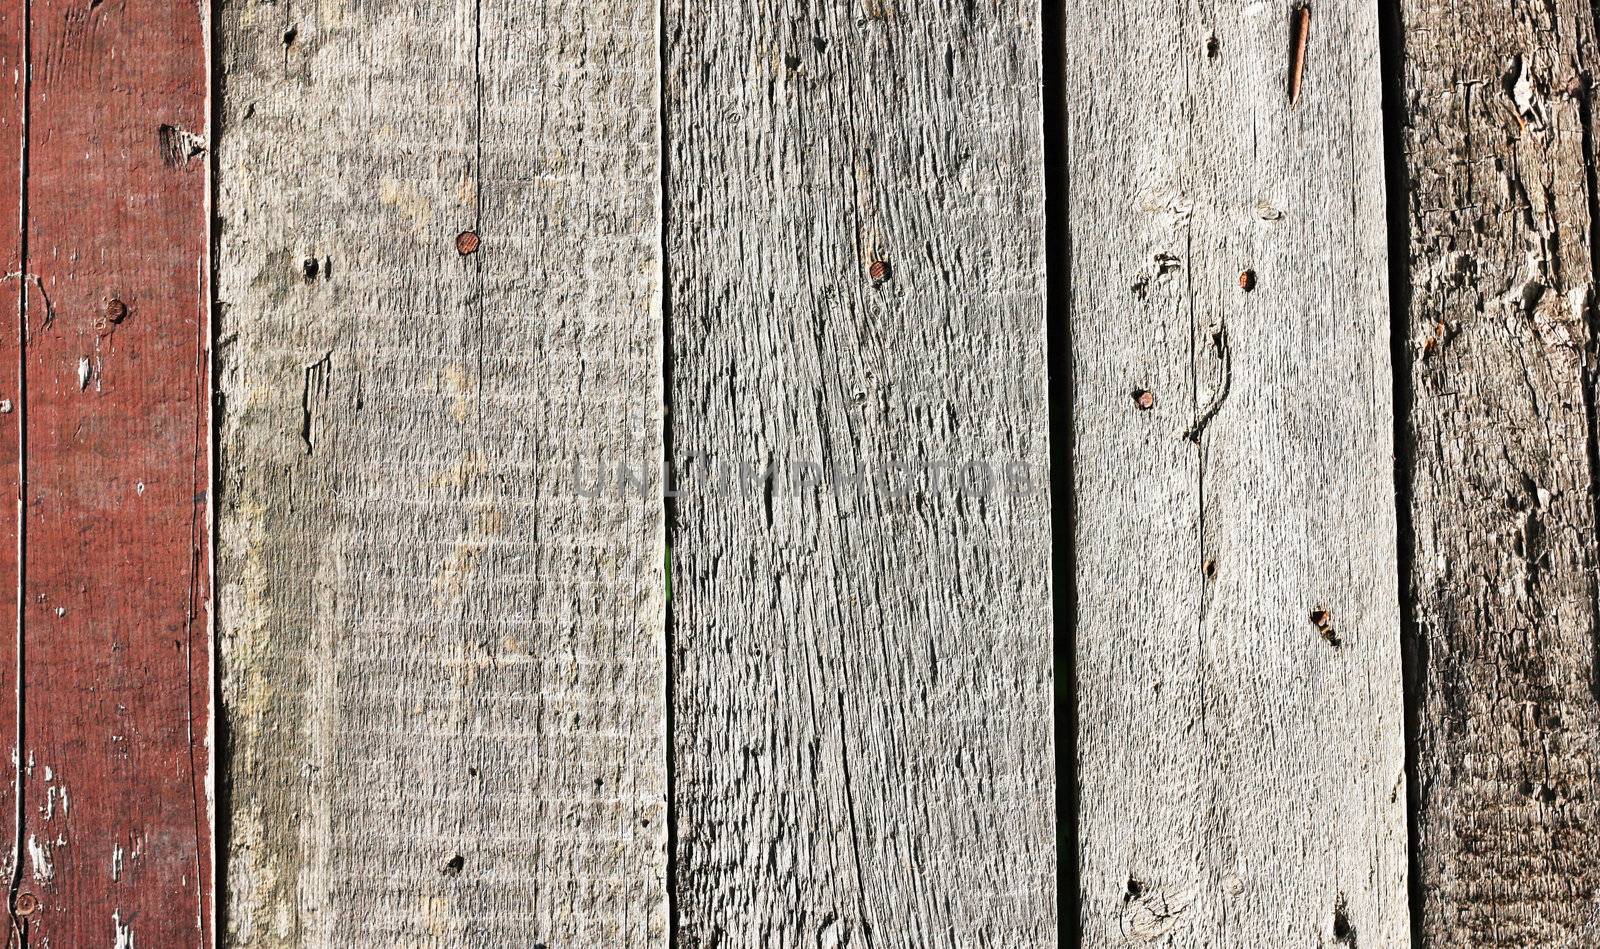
[
  {"x1": 664, "y1": 2, "x2": 1056, "y2": 944},
  {"x1": 0, "y1": 0, "x2": 19, "y2": 942},
  {"x1": 1396, "y1": 1, "x2": 1600, "y2": 943},
  {"x1": 15, "y1": 0, "x2": 211, "y2": 940},
  {"x1": 1066, "y1": 0, "x2": 1409, "y2": 944},
  {"x1": 215, "y1": 0, "x2": 665, "y2": 943}
]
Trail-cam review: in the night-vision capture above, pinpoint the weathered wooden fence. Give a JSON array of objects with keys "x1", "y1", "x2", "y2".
[{"x1": 0, "y1": 0, "x2": 1593, "y2": 944}]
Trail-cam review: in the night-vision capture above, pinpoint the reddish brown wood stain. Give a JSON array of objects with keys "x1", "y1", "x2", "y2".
[
  {"x1": 7, "y1": 0, "x2": 211, "y2": 942},
  {"x1": 0, "y1": 0, "x2": 19, "y2": 944}
]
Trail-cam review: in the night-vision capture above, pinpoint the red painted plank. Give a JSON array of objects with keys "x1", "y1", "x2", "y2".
[
  {"x1": 11, "y1": 0, "x2": 210, "y2": 942},
  {"x1": 0, "y1": 0, "x2": 21, "y2": 943}
]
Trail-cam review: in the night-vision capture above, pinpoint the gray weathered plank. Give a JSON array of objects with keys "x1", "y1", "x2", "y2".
[
  {"x1": 664, "y1": 1, "x2": 1057, "y2": 944},
  {"x1": 1396, "y1": 1, "x2": 1600, "y2": 942},
  {"x1": 1066, "y1": 1, "x2": 1409, "y2": 943},
  {"x1": 216, "y1": 0, "x2": 665, "y2": 943}
]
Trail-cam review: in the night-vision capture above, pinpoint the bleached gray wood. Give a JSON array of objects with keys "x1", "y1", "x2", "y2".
[
  {"x1": 1397, "y1": 1, "x2": 1600, "y2": 943},
  {"x1": 215, "y1": 0, "x2": 665, "y2": 943},
  {"x1": 1066, "y1": 1, "x2": 1408, "y2": 944},
  {"x1": 663, "y1": 2, "x2": 1056, "y2": 944}
]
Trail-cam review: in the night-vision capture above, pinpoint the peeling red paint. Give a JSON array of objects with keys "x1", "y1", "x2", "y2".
[{"x1": 6, "y1": 0, "x2": 211, "y2": 940}]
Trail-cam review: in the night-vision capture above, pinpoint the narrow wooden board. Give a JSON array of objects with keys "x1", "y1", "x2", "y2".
[
  {"x1": 0, "y1": 0, "x2": 20, "y2": 942},
  {"x1": 1066, "y1": 1, "x2": 1409, "y2": 943},
  {"x1": 664, "y1": 3, "x2": 1056, "y2": 943},
  {"x1": 216, "y1": 0, "x2": 665, "y2": 943},
  {"x1": 14, "y1": 0, "x2": 211, "y2": 941},
  {"x1": 1396, "y1": 1, "x2": 1600, "y2": 942}
]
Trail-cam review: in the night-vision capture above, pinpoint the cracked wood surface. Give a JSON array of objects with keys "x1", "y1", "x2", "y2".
[
  {"x1": 1396, "y1": 1, "x2": 1600, "y2": 943},
  {"x1": 1066, "y1": 0, "x2": 1408, "y2": 944},
  {"x1": 215, "y1": 0, "x2": 665, "y2": 943},
  {"x1": 9, "y1": 0, "x2": 212, "y2": 941},
  {"x1": 664, "y1": 1, "x2": 1056, "y2": 944}
]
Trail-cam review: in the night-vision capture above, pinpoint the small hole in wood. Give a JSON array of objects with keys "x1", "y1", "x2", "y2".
[{"x1": 1332, "y1": 892, "x2": 1354, "y2": 944}]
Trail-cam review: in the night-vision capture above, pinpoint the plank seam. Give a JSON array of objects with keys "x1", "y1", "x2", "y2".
[
  {"x1": 1039, "y1": 0, "x2": 1075, "y2": 940},
  {"x1": 208, "y1": 0, "x2": 231, "y2": 938},
  {"x1": 1573, "y1": 0, "x2": 1600, "y2": 721},
  {"x1": 1375, "y1": 3, "x2": 1423, "y2": 945},
  {"x1": 657, "y1": 0, "x2": 677, "y2": 930}
]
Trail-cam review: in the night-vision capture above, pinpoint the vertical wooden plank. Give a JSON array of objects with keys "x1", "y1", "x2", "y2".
[
  {"x1": 216, "y1": 0, "x2": 665, "y2": 943},
  {"x1": 0, "y1": 0, "x2": 20, "y2": 943},
  {"x1": 1067, "y1": 0, "x2": 1409, "y2": 944},
  {"x1": 17, "y1": 0, "x2": 211, "y2": 940},
  {"x1": 665, "y1": 2, "x2": 1055, "y2": 944},
  {"x1": 1396, "y1": 2, "x2": 1600, "y2": 942}
]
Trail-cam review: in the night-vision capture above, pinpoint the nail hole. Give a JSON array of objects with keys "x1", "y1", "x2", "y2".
[
  {"x1": 1206, "y1": 35, "x2": 1220, "y2": 59},
  {"x1": 784, "y1": 53, "x2": 802, "y2": 70},
  {"x1": 1332, "y1": 892, "x2": 1354, "y2": 945},
  {"x1": 283, "y1": 26, "x2": 298, "y2": 46},
  {"x1": 302, "y1": 257, "x2": 319, "y2": 280},
  {"x1": 1310, "y1": 608, "x2": 1341, "y2": 646},
  {"x1": 1239, "y1": 269, "x2": 1257, "y2": 291},
  {"x1": 1202, "y1": 557, "x2": 1217, "y2": 579},
  {"x1": 443, "y1": 854, "x2": 465, "y2": 876}
]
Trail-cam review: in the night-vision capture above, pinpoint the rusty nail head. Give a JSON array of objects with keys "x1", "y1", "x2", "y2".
[
  {"x1": 456, "y1": 230, "x2": 480, "y2": 256},
  {"x1": 1309, "y1": 608, "x2": 1329, "y2": 628},
  {"x1": 869, "y1": 259, "x2": 890, "y2": 282},
  {"x1": 1239, "y1": 269, "x2": 1257, "y2": 291},
  {"x1": 105, "y1": 299, "x2": 128, "y2": 323},
  {"x1": 1133, "y1": 389, "x2": 1155, "y2": 410},
  {"x1": 15, "y1": 893, "x2": 38, "y2": 916}
]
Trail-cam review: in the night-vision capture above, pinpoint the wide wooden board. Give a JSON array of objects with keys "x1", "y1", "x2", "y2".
[
  {"x1": 14, "y1": 0, "x2": 211, "y2": 942},
  {"x1": 1065, "y1": 0, "x2": 1409, "y2": 943},
  {"x1": 1395, "y1": 0, "x2": 1600, "y2": 942},
  {"x1": 664, "y1": 1, "x2": 1057, "y2": 944},
  {"x1": 216, "y1": 0, "x2": 665, "y2": 943}
]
